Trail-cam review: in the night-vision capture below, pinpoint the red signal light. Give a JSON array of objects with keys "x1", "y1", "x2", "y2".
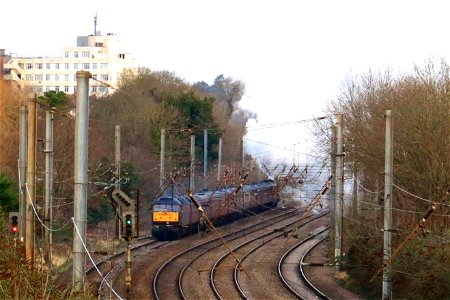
[{"x1": 11, "y1": 215, "x2": 18, "y2": 233}]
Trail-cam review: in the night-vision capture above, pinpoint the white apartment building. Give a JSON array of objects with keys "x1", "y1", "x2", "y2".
[{"x1": 2, "y1": 32, "x2": 138, "y2": 95}]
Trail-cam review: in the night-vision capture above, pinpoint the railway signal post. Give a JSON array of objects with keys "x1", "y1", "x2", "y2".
[
  {"x1": 111, "y1": 188, "x2": 137, "y2": 297},
  {"x1": 9, "y1": 212, "x2": 20, "y2": 235}
]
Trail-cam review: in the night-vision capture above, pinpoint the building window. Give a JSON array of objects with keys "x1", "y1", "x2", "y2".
[
  {"x1": 45, "y1": 86, "x2": 50, "y2": 92},
  {"x1": 55, "y1": 86, "x2": 60, "y2": 92},
  {"x1": 35, "y1": 74, "x2": 43, "y2": 81},
  {"x1": 73, "y1": 74, "x2": 77, "y2": 81},
  {"x1": 34, "y1": 86, "x2": 43, "y2": 93},
  {"x1": 46, "y1": 63, "x2": 50, "y2": 69},
  {"x1": 82, "y1": 51, "x2": 90, "y2": 58},
  {"x1": 26, "y1": 74, "x2": 33, "y2": 81},
  {"x1": 65, "y1": 74, "x2": 69, "y2": 81},
  {"x1": 55, "y1": 75, "x2": 59, "y2": 81},
  {"x1": 45, "y1": 74, "x2": 50, "y2": 81},
  {"x1": 92, "y1": 74, "x2": 97, "y2": 80},
  {"x1": 82, "y1": 63, "x2": 90, "y2": 70},
  {"x1": 100, "y1": 63, "x2": 108, "y2": 69},
  {"x1": 74, "y1": 63, "x2": 79, "y2": 70},
  {"x1": 74, "y1": 52, "x2": 79, "y2": 58},
  {"x1": 74, "y1": 86, "x2": 77, "y2": 93},
  {"x1": 65, "y1": 63, "x2": 69, "y2": 69},
  {"x1": 91, "y1": 86, "x2": 97, "y2": 93},
  {"x1": 99, "y1": 86, "x2": 108, "y2": 93},
  {"x1": 26, "y1": 63, "x2": 33, "y2": 70},
  {"x1": 64, "y1": 52, "x2": 69, "y2": 58},
  {"x1": 36, "y1": 63, "x2": 43, "y2": 69},
  {"x1": 100, "y1": 74, "x2": 109, "y2": 81},
  {"x1": 55, "y1": 63, "x2": 60, "y2": 70},
  {"x1": 92, "y1": 63, "x2": 97, "y2": 70},
  {"x1": 64, "y1": 86, "x2": 69, "y2": 93}
]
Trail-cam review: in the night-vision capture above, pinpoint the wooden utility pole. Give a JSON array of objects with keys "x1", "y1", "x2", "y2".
[
  {"x1": 334, "y1": 113, "x2": 344, "y2": 268},
  {"x1": 26, "y1": 94, "x2": 37, "y2": 269},
  {"x1": 382, "y1": 110, "x2": 393, "y2": 300}
]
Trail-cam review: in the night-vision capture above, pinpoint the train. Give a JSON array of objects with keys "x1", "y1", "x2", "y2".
[{"x1": 151, "y1": 178, "x2": 279, "y2": 240}]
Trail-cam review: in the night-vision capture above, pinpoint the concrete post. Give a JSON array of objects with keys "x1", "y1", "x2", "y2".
[
  {"x1": 217, "y1": 137, "x2": 222, "y2": 182},
  {"x1": 72, "y1": 71, "x2": 91, "y2": 291},
  {"x1": 190, "y1": 134, "x2": 195, "y2": 192},
  {"x1": 115, "y1": 125, "x2": 121, "y2": 239},
  {"x1": 44, "y1": 110, "x2": 54, "y2": 268},
  {"x1": 160, "y1": 128, "x2": 165, "y2": 188},
  {"x1": 203, "y1": 129, "x2": 208, "y2": 188},
  {"x1": 335, "y1": 114, "x2": 344, "y2": 268},
  {"x1": 115, "y1": 125, "x2": 121, "y2": 189},
  {"x1": 382, "y1": 110, "x2": 393, "y2": 300},
  {"x1": 19, "y1": 105, "x2": 27, "y2": 242}
]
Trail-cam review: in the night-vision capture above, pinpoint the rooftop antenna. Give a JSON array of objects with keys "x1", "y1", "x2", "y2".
[{"x1": 94, "y1": 13, "x2": 98, "y2": 36}]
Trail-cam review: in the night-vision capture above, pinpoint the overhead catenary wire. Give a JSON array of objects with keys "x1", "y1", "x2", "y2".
[
  {"x1": 25, "y1": 183, "x2": 73, "y2": 232},
  {"x1": 245, "y1": 116, "x2": 330, "y2": 131},
  {"x1": 394, "y1": 183, "x2": 450, "y2": 208}
]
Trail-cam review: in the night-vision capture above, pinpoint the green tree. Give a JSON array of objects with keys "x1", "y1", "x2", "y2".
[
  {"x1": 37, "y1": 90, "x2": 69, "y2": 110},
  {"x1": 0, "y1": 173, "x2": 18, "y2": 212}
]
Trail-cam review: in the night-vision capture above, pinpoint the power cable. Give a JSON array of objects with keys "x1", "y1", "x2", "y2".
[{"x1": 72, "y1": 217, "x2": 124, "y2": 300}]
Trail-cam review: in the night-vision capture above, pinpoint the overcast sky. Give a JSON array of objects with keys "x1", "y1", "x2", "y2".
[{"x1": 3, "y1": 0, "x2": 450, "y2": 166}]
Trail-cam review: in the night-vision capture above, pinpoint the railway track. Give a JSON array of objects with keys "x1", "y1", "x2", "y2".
[
  {"x1": 210, "y1": 212, "x2": 329, "y2": 299},
  {"x1": 85, "y1": 237, "x2": 170, "y2": 299},
  {"x1": 152, "y1": 207, "x2": 303, "y2": 300},
  {"x1": 278, "y1": 226, "x2": 331, "y2": 299}
]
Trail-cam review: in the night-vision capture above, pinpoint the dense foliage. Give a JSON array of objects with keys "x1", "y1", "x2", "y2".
[
  {"x1": 0, "y1": 173, "x2": 18, "y2": 212},
  {"x1": 313, "y1": 59, "x2": 450, "y2": 299}
]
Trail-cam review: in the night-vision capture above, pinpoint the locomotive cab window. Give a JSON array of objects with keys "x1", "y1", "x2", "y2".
[{"x1": 153, "y1": 197, "x2": 182, "y2": 212}]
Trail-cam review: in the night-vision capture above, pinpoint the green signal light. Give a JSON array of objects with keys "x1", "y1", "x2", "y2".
[{"x1": 125, "y1": 214, "x2": 132, "y2": 225}]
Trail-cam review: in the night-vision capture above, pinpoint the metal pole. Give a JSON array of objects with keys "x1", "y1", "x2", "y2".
[
  {"x1": 334, "y1": 114, "x2": 344, "y2": 268},
  {"x1": 72, "y1": 71, "x2": 91, "y2": 291},
  {"x1": 190, "y1": 134, "x2": 195, "y2": 192},
  {"x1": 26, "y1": 94, "x2": 36, "y2": 269},
  {"x1": 44, "y1": 110, "x2": 54, "y2": 268},
  {"x1": 217, "y1": 137, "x2": 222, "y2": 182},
  {"x1": 19, "y1": 105, "x2": 27, "y2": 243},
  {"x1": 203, "y1": 129, "x2": 208, "y2": 188},
  {"x1": 126, "y1": 242, "x2": 132, "y2": 296},
  {"x1": 382, "y1": 110, "x2": 393, "y2": 300},
  {"x1": 160, "y1": 128, "x2": 165, "y2": 188}
]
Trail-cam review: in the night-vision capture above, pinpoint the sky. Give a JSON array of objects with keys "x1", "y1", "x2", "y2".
[{"x1": 3, "y1": 0, "x2": 450, "y2": 168}]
